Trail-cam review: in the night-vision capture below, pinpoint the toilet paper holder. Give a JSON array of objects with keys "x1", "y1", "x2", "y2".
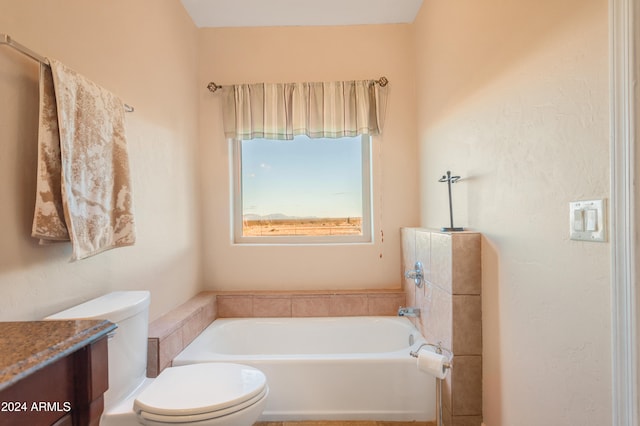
[
  {"x1": 410, "y1": 342, "x2": 453, "y2": 426},
  {"x1": 410, "y1": 341, "x2": 453, "y2": 369}
]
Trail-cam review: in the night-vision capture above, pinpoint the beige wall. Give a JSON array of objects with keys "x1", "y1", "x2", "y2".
[
  {"x1": 413, "y1": 1, "x2": 611, "y2": 425},
  {"x1": 0, "y1": 2, "x2": 616, "y2": 423},
  {"x1": 0, "y1": 0, "x2": 201, "y2": 321},
  {"x1": 198, "y1": 25, "x2": 419, "y2": 291}
]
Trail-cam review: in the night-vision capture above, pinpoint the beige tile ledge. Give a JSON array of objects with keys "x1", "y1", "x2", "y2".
[
  {"x1": 217, "y1": 291, "x2": 406, "y2": 318},
  {"x1": 403, "y1": 226, "x2": 481, "y2": 235},
  {"x1": 148, "y1": 291, "x2": 217, "y2": 338},
  {"x1": 147, "y1": 292, "x2": 217, "y2": 377},
  {"x1": 214, "y1": 288, "x2": 406, "y2": 295}
]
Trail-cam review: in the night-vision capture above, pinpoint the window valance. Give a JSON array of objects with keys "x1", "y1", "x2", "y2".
[{"x1": 222, "y1": 79, "x2": 388, "y2": 140}]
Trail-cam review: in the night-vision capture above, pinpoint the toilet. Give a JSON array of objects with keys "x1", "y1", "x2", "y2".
[{"x1": 46, "y1": 291, "x2": 268, "y2": 426}]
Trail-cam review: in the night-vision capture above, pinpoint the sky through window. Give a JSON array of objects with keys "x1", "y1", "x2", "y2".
[{"x1": 241, "y1": 135, "x2": 363, "y2": 220}]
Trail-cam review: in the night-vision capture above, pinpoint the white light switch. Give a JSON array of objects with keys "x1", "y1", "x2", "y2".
[
  {"x1": 585, "y1": 209, "x2": 597, "y2": 231},
  {"x1": 573, "y1": 210, "x2": 584, "y2": 231},
  {"x1": 569, "y1": 200, "x2": 606, "y2": 242}
]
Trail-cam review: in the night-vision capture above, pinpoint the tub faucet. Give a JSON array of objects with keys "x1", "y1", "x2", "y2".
[
  {"x1": 397, "y1": 306, "x2": 421, "y2": 317},
  {"x1": 405, "y1": 261, "x2": 424, "y2": 288}
]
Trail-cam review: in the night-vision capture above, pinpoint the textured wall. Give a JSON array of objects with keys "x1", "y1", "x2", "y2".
[
  {"x1": 412, "y1": 1, "x2": 611, "y2": 425},
  {"x1": 0, "y1": 0, "x2": 201, "y2": 321}
]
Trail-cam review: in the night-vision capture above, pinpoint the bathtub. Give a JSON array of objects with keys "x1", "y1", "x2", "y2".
[{"x1": 172, "y1": 316, "x2": 436, "y2": 422}]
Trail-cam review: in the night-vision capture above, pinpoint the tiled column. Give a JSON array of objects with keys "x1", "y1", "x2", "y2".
[{"x1": 401, "y1": 228, "x2": 482, "y2": 426}]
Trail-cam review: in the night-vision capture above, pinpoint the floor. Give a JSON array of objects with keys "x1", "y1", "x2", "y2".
[{"x1": 255, "y1": 422, "x2": 435, "y2": 426}]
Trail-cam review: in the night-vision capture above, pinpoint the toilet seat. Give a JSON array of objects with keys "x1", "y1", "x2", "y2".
[
  {"x1": 134, "y1": 363, "x2": 268, "y2": 423},
  {"x1": 137, "y1": 387, "x2": 268, "y2": 423}
]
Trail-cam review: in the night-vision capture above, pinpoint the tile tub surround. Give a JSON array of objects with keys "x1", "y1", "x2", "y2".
[
  {"x1": 147, "y1": 290, "x2": 406, "y2": 377},
  {"x1": 147, "y1": 292, "x2": 217, "y2": 377},
  {"x1": 401, "y1": 228, "x2": 482, "y2": 426},
  {"x1": 216, "y1": 290, "x2": 406, "y2": 318}
]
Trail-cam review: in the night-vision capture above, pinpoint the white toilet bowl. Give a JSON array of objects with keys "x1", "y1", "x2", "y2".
[{"x1": 134, "y1": 363, "x2": 268, "y2": 426}]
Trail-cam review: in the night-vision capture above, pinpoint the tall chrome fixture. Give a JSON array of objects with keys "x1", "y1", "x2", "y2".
[{"x1": 438, "y1": 170, "x2": 464, "y2": 231}]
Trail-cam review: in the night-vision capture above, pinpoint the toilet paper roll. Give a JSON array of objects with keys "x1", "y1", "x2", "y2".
[{"x1": 416, "y1": 348, "x2": 449, "y2": 379}]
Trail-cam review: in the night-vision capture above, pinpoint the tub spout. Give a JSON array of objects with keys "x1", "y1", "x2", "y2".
[{"x1": 398, "y1": 307, "x2": 420, "y2": 317}]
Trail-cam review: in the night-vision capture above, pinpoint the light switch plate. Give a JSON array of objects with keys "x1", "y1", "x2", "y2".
[{"x1": 569, "y1": 199, "x2": 606, "y2": 242}]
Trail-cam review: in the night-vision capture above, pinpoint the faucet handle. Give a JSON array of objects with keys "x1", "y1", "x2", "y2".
[{"x1": 405, "y1": 261, "x2": 424, "y2": 288}]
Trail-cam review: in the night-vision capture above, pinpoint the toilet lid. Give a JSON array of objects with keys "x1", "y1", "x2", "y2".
[
  {"x1": 137, "y1": 387, "x2": 268, "y2": 423},
  {"x1": 133, "y1": 363, "x2": 267, "y2": 417}
]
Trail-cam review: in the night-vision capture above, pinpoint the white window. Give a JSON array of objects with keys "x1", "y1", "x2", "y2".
[{"x1": 231, "y1": 135, "x2": 372, "y2": 244}]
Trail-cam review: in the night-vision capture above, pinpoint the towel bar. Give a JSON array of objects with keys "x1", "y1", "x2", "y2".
[{"x1": 1, "y1": 33, "x2": 134, "y2": 112}]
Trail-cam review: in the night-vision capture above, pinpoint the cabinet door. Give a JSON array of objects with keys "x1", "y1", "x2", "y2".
[{"x1": 0, "y1": 355, "x2": 73, "y2": 426}]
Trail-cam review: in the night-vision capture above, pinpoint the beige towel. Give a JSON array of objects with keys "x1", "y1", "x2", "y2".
[
  {"x1": 32, "y1": 59, "x2": 135, "y2": 260},
  {"x1": 32, "y1": 63, "x2": 67, "y2": 242}
]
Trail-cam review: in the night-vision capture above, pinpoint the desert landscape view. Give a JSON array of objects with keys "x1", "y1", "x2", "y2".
[{"x1": 243, "y1": 217, "x2": 362, "y2": 237}]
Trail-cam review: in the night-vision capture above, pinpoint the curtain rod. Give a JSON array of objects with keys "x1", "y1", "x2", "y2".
[
  {"x1": 206, "y1": 76, "x2": 389, "y2": 94},
  {"x1": 0, "y1": 33, "x2": 134, "y2": 113}
]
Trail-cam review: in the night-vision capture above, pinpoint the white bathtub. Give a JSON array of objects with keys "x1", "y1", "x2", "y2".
[{"x1": 172, "y1": 316, "x2": 436, "y2": 422}]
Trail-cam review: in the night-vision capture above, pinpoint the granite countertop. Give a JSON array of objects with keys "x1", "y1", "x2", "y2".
[{"x1": 0, "y1": 319, "x2": 116, "y2": 391}]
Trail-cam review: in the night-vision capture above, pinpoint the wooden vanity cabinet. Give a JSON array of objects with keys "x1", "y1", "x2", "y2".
[{"x1": 0, "y1": 320, "x2": 115, "y2": 426}]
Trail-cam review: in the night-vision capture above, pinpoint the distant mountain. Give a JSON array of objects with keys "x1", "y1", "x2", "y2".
[{"x1": 243, "y1": 213, "x2": 319, "y2": 221}]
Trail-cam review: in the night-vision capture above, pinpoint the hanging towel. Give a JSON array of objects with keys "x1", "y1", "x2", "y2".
[
  {"x1": 32, "y1": 63, "x2": 67, "y2": 243},
  {"x1": 32, "y1": 59, "x2": 136, "y2": 260}
]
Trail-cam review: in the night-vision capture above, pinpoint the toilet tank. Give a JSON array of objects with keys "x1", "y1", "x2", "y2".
[{"x1": 46, "y1": 291, "x2": 150, "y2": 410}]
